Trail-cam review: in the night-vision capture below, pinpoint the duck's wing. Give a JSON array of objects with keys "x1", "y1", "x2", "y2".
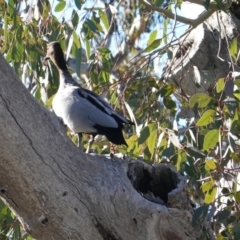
[{"x1": 82, "y1": 88, "x2": 134, "y2": 126}]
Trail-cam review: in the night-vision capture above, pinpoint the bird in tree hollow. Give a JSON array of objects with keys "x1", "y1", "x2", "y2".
[{"x1": 44, "y1": 41, "x2": 134, "y2": 153}]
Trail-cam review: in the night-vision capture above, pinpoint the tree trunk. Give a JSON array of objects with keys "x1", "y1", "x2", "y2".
[
  {"x1": 163, "y1": 10, "x2": 240, "y2": 100},
  {"x1": 0, "y1": 54, "x2": 213, "y2": 239}
]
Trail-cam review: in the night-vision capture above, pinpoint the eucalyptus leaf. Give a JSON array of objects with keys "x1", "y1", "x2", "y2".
[
  {"x1": 99, "y1": 10, "x2": 109, "y2": 30},
  {"x1": 144, "y1": 39, "x2": 161, "y2": 53},
  {"x1": 202, "y1": 180, "x2": 214, "y2": 193},
  {"x1": 205, "y1": 186, "x2": 217, "y2": 204},
  {"x1": 230, "y1": 38, "x2": 238, "y2": 58},
  {"x1": 148, "y1": 30, "x2": 157, "y2": 45},
  {"x1": 54, "y1": 1, "x2": 66, "y2": 12},
  {"x1": 189, "y1": 93, "x2": 211, "y2": 108},
  {"x1": 196, "y1": 109, "x2": 216, "y2": 126},
  {"x1": 214, "y1": 210, "x2": 231, "y2": 222},
  {"x1": 192, "y1": 205, "x2": 209, "y2": 227},
  {"x1": 205, "y1": 159, "x2": 217, "y2": 170},
  {"x1": 138, "y1": 126, "x2": 150, "y2": 144},
  {"x1": 216, "y1": 78, "x2": 225, "y2": 93},
  {"x1": 203, "y1": 129, "x2": 219, "y2": 150},
  {"x1": 74, "y1": 0, "x2": 82, "y2": 10}
]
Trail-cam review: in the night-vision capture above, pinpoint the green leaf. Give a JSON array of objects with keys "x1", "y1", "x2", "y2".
[
  {"x1": 203, "y1": 129, "x2": 219, "y2": 150},
  {"x1": 159, "y1": 84, "x2": 175, "y2": 97},
  {"x1": 6, "y1": 48, "x2": 12, "y2": 63},
  {"x1": 45, "y1": 94, "x2": 55, "y2": 108},
  {"x1": 74, "y1": 0, "x2": 82, "y2": 10},
  {"x1": 72, "y1": 31, "x2": 80, "y2": 48},
  {"x1": 205, "y1": 159, "x2": 217, "y2": 170},
  {"x1": 144, "y1": 39, "x2": 161, "y2": 53},
  {"x1": 138, "y1": 126, "x2": 150, "y2": 144},
  {"x1": 234, "y1": 93, "x2": 240, "y2": 100},
  {"x1": 12, "y1": 44, "x2": 22, "y2": 62},
  {"x1": 196, "y1": 109, "x2": 216, "y2": 126},
  {"x1": 162, "y1": 145, "x2": 175, "y2": 158},
  {"x1": 71, "y1": 10, "x2": 79, "y2": 28},
  {"x1": 54, "y1": 1, "x2": 66, "y2": 12},
  {"x1": 230, "y1": 38, "x2": 237, "y2": 57},
  {"x1": 148, "y1": 30, "x2": 157, "y2": 45},
  {"x1": 175, "y1": 150, "x2": 187, "y2": 171},
  {"x1": 99, "y1": 70, "x2": 109, "y2": 83},
  {"x1": 163, "y1": 96, "x2": 176, "y2": 109},
  {"x1": 85, "y1": 38, "x2": 91, "y2": 60},
  {"x1": 233, "y1": 223, "x2": 240, "y2": 240},
  {"x1": 154, "y1": 0, "x2": 164, "y2": 6},
  {"x1": 4, "y1": 13, "x2": 8, "y2": 44},
  {"x1": 183, "y1": 157, "x2": 198, "y2": 178},
  {"x1": 205, "y1": 186, "x2": 217, "y2": 204},
  {"x1": 7, "y1": 0, "x2": 15, "y2": 15},
  {"x1": 86, "y1": 19, "x2": 99, "y2": 34},
  {"x1": 204, "y1": 0, "x2": 210, "y2": 9},
  {"x1": 35, "y1": 86, "x2": 41, "y2": 101},
  {"x1": 192, "y1": 205, "x2": 209, "y2": 227},
  {"x1": 99, "y1": 10, "x2": 109, "y2": 30},
  {"x1": 98, "y1": 47, "x2": 111, "y2": 54},
  {"x1": 214, "y1": 0, "x2": 226, "y2": 11},
  {"x1": 92, "y1": 13, "x2": 104, "y2": 33},
  {"x1": 189, "y1": 93, "x2": 211, "y2": 108},
  {"x1": 147, "y1": 123, "x2": 158, "y2": 155},
  {"x1": 163, "y1": 18, "x2": 169, "y2": 44},
  {"x1": 214, "y1": 210, "x2": 231, "y2": 222},
  {"x1": 90, "y1": 72, "x2": 98, "y2": 85},
  {"x1": 235, "y1": 191, "x2": 240, "y2": 204},
  {"x1": 76, "y1": 48, "x2": 82, "y2": 78},
  {"x1": 202, "y1": 180, "x2": 214, "y2": 193},
  {"x1": 102, "y1": 58, "x2": 112, "y2": 71},
  {"x1": 234, "y1": 79, "x2": 240, "y2": 89},
  {"x1": 185, "y1": 146, "x2": 206, "y2": 159},
  {"x1": 216, "y1": 78, "x2": 225, "y2": 93},
  {"x1": 147, "y1": 129, "x2": 157, "y2": 155}
]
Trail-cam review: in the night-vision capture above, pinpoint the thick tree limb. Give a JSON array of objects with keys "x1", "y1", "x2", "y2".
[{"x1": 0, "y1": 54, "x2": 213, "y2": 239}]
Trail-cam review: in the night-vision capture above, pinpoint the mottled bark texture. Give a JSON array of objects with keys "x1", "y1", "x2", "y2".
[
  {"x1": 163, "y1": 10, "x2": 240, "y2": 102},
  {"x1": 0, "y1": 55, "x2": 213, "y2": 239}
]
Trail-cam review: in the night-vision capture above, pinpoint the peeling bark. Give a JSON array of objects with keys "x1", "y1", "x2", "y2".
[{"x1": 0, "y1": 54, "x2": 213, "y2": 239}]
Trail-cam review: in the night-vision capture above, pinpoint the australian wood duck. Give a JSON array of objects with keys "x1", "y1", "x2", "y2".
[{"x1": 44, "y1": 41, "x2": 134, "y2": 152}]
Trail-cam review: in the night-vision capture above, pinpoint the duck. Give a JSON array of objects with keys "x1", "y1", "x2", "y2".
[{"x1": 44, "y1": 41, "x2": 134, "y2": 153}]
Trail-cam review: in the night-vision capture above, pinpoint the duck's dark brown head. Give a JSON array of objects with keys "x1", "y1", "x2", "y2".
[{"x1": 44, "y1": 41, "x2": 67, "y2": 71}]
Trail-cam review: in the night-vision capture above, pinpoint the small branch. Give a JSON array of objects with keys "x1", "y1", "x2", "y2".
[
  {"x1": 139, "y1": 0, "x2": 231, "y2": 28},
  {"x1": 192, "y1": 9, "x2": 215, "y2": 27},
  {"x1": 139, "y1": 0, "x2": 195, "y2": 25}
]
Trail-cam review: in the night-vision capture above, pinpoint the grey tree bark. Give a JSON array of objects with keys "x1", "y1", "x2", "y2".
[
  {"x1": 0, "y1": 54, "x2": 213, "y2": 239},
  {"x1": 163, "y1": 10, "x2": 240, "y2": 101}
]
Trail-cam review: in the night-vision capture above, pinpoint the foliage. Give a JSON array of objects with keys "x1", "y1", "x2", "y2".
[{"x1": 0, "y1": 0, "x2": 239, "y2": 239}]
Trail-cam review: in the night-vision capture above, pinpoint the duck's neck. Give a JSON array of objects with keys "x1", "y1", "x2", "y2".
[
  {"x1": 58, "y1": 70, "x2": 73, "y2": 88},
  {"x1": 52, "y1": 56, "x2": 75, "y2": 89},
  {"x1": 53, "y1": 53, "x2": 68, "y2": 71}
]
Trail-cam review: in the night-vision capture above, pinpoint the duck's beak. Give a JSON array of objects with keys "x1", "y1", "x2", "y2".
[{"x1": 42, "y1": 56, "x2": 50, "y2": 65}]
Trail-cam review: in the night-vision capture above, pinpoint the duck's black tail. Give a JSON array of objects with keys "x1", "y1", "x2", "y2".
[{"x1": 94, "y1": 125, "x2": 128, "y2": 146}]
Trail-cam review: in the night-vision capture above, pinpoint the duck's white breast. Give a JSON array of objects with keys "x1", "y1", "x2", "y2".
[{"x1": 52, "y1": 87, "x2": 118, "y2": 133}]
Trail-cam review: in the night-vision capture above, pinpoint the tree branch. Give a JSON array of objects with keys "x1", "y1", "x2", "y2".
[
  {"x1": 139, "y1": 0, "x2": 232, "y2": 28},
  {"x1": 0, "y1": 54, "x2": 213, "y2": 240}
]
